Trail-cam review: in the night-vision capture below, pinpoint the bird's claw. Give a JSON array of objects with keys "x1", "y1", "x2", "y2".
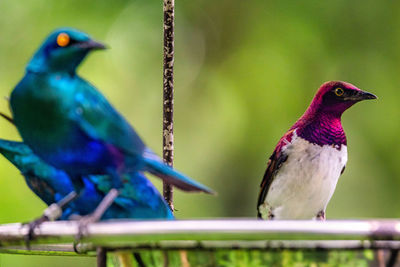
[
  {"x1": 22, "y1": 203, "x2": 63, "y2": 248},
  {"x1": 75, "y1": 189, "x2": 119, "y2": 240},
  {"x1": 75, "y1": 214, "x2": 96, "y2": 240},
  {"x1": 316, "y1": 210, "x2": 326, "y2": 221},
  {"x1": 23, "y1": 215, "x2": 49, "y2": 248}
]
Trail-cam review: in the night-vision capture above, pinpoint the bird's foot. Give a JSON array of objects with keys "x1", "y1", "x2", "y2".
[
  {"x1": 257, "y1": 203, "x2": 274, "y2": 220},
  {"x1": 75, "y1": 214, "x2": 97, "y2": 240},
  {"x1": 75, "y1": 188, "x2": 119, "y2": 240},
  {"x1": 23, "y1": 203, "x2": 63, "y2": 248},
  {"x1": 73, "y1": 214, "x2": 100, "y2": 253},
  {"x1": 23, "y1": 215, "x2": 49, "y2": 249},
  {"x1": 316, "y1": 210, "x2": 326, "y2": 221}
]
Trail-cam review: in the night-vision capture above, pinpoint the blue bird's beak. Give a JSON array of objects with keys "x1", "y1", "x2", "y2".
[{"x1": 79, "y1": 40, "x2": 107, "y2": 50}]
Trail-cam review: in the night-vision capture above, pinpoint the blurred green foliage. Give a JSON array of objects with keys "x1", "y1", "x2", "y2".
[
  {"x1": 107, "y1": 250, "x2": 374, "y2": 267},
  {"x1": 0, "y1": 0, "x2": 399, "y2": 266}
]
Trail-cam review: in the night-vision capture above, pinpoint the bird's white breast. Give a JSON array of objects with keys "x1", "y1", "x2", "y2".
[{"x1": 263, "y1": 131, "x2": 347, "y2": 219}]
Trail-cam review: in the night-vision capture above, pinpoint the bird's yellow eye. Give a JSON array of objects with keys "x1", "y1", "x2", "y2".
[
  {"x1": 57, "y1": 33, "x2": 70, "y2": 47},
  {"x1": 335, "y1": 88, "x2": 344, "y2": 96}
]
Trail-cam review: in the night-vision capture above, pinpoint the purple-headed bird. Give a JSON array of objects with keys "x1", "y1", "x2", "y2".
[{"x1": 257, "y1": 81, "x2": 377, "y2": 220}]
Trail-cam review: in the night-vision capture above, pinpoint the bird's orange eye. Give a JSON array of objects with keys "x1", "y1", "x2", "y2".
[
  {"x1": 335, "y1": 88, "x2": 344, "y2": 96},
  {"x1": 57, "y1": 33, "x2": 70, "y2": 47}
]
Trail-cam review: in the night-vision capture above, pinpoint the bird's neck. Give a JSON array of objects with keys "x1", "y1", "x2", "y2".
[
  {"x1": 294, "y1": 109, "x2": 346, "y2": 147},
  {"x1": 26, "y1": 67, "x2": 76, "y2": 78},
  {"x1": 26, "y1": 53, "x2": 78, "y2": 75}
]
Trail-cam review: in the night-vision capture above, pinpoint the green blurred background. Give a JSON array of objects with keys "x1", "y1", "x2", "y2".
[{"x1": 0, "y1": 0, "x2": 398, "y2": 266}]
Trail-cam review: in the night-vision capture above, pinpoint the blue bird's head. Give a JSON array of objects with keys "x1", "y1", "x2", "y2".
[{"x1": 27, "y1": 28, "x2": 106, "y2": 74}]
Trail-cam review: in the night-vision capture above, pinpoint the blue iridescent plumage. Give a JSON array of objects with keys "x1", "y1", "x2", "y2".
[
  {"x1": 0, "y1": 139, "x2": 174, "y2": 220},
  {"x1": 9, "y1": 28, "x2": 214, "y2": 217}
]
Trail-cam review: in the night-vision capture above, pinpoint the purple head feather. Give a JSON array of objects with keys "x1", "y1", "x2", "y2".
[{"x1": 291, "y1": 81, "x2": 377, "y2": 147}]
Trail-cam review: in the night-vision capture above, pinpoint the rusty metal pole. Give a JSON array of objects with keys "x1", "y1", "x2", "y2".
[{"x1": 163, "y1": 0, "x2": 175, "y2": 212}]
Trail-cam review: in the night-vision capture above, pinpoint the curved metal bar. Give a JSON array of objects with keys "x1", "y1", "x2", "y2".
[{"x1": 0, "y1": 219, "x2": 399, "y2": 254}]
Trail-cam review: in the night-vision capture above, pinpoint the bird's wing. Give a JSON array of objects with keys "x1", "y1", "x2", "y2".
[
  {"x1": 257, "y1": 130, "x2": 293, "y2": 218},
  {"x1": 21, "y1": 173, "x2": 57, "y2": 206},
  {"x1": 70, "y1": 78, "x2": 146, "y2": 157},
  {"x1": 341, "y1": 165, "x2": 346, "y2": 174}
]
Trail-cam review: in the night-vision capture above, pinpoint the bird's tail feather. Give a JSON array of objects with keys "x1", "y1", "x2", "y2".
[{"x1": 142, "y1": 149, "x2": 215, "y2": 194}]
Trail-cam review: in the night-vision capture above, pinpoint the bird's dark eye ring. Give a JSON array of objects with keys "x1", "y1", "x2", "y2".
[{"x1": 334, "y1": 88, "x2": 344, "y2": 96}]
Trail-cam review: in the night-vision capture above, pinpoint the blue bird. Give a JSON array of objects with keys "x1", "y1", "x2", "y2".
[
  {"x1": 0, "y1": 138, "x2": 171, "y2": 264},
  {"x1": 0, "y1": 139, "x2": 174, "y2": 221},
  {"x1": 9, "y1": 28, "x2": 214, "y2": 223}
]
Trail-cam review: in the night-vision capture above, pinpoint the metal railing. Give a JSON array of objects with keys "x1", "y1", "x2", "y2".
[{"x1": 0, "y1": 219, "x2": 400, "y2": 254}]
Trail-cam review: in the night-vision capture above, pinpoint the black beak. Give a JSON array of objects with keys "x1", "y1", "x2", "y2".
[
  {"x1": 79, "y1": 40, "x2": 107, "y2": 50},
  {"x1": 344, "y1": 90, "x2": 377, "y2": 101}
]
